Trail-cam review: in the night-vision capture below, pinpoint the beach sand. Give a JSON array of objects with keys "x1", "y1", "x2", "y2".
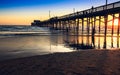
[{"x1": 0, "y1": 49, "x2": 120, "y2": 75}]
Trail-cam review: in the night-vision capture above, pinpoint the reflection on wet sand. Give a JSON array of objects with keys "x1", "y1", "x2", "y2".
[
  {"x1": 63, "y1": 32, "x2": 120, "y2": 50},
  {"x1": 0, "y1": 30, "x2": 120, "y2": 60}
]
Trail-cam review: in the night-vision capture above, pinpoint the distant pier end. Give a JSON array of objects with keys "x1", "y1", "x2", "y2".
[{"x1": 31, "y1": 20, "x2": 41, "y2": 26}]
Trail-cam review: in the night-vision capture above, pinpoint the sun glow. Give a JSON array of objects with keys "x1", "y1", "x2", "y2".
[
  {"x1": 108, "y1": 19, "x2": 119, "y2": 26},
  {"x1": 114, "y1": 19, "x2": 119, "y2": 26}
]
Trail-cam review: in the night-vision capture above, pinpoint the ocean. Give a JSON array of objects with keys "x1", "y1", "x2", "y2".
[
  {"x1": 0, "y1": 25, "x2": 73, "y2": 61},
  {"x1": 0, "y1": 25, "x2": 120, "y2": 61},
  {"x1": 0, "y1": 25, "x2": 51, "y2": 37}
]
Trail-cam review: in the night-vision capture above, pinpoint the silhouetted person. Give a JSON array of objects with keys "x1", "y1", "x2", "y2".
[
  {"x1": 66, "y1": 27, "x2": 69, "y2": 35},
  {"x1": 66, "y1": 27, "x2": 69, "y2": 32},
  {"x1": 92, "y1": 27, "x2": 95, "y2": 48},
  {"x1": 91, "y1": 6, "x2": 94, "y2": 13},
  {"x1": 103, "y1": 36, "x2": 107, "y2": 49}
]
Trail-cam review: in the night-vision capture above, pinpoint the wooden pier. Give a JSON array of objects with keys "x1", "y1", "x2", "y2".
[
  {"x1": 32, "y1": 1, "x2": 120, "y2": 35},
  {"x1": 32, "y1": 1, "x2": 120, "y2": 49}
]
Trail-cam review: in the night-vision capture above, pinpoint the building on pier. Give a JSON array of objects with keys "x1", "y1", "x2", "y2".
[{"x1": 31, "y1": 20, "x2": 41, "y2": 26}]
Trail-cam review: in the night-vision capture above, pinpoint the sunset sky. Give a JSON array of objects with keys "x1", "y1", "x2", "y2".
[{"x1": 0, "y1": 0, "x2": 119, "y2": 25}]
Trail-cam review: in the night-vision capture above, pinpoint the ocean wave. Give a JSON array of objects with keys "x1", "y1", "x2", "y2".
[
  {"x1": 0, "y1": 31, "x2": 51, "y2": 37},
  {"x1": 0, "y1": 26, "x2": 50, "y2": 32},
  {"x1": 0, "y1": 26, "x2": 51, "y2": 37}
]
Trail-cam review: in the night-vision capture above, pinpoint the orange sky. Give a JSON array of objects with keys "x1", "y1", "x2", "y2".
[
  {"x1": 0, "y1": 8, "x2": 76, "y2": 25},
  {"x1": 0, "y1": 0, "x2": 119, "y2": 25}
]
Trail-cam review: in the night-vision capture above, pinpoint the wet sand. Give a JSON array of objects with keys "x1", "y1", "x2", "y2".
[{"x1": 0, "y1": 49, "x2": 120, "y2": 75}]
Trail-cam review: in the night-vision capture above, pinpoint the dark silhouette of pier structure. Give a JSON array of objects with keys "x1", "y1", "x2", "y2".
[{"x1": 32, "y1": 1, "x2": 120, "y2": 49}]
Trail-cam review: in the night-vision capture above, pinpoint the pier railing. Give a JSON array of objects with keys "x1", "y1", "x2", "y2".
[{"x1": 58, "y1": 1, "x2": 120, "y2": 19}]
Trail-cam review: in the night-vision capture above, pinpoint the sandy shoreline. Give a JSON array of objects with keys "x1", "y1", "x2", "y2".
[{"x1": 0, "y1": 49, "x2": 120, "y2": 75}]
